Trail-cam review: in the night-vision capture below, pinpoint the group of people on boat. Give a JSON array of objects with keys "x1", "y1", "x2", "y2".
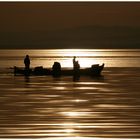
[
  {"x1": 22, "y1": 55, "x2": 104, "y2": 78},
  {"x1": 13, "y1": 54, "x2": 104, "y2": 78}
]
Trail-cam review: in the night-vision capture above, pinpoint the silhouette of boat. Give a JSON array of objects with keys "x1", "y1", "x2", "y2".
[{"x1": 14, "y1": 63, "x2": 104, "y2": 77}]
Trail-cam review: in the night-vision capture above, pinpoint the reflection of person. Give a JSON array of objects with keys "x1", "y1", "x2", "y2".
[{"x1": 24, "y1": 55, "x2": 30, "y2": 69}]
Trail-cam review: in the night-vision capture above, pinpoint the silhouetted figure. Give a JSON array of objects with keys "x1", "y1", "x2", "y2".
[
  {"x1": 24, "y1": 55, "x2": 30, "y2": 70},
  {"x1": 52, "y1": 62, "x2": 61, "y2": 77},
  {"x1": 24, "y1": 55, "x2": 30, "y2": 76},
  {"x1": 73, "y1": 56, "x2": 76, "y2": 67},
  {"x1": 75, "y1": 61, "x2": 80, "y2": 69},
  {"x1": 73, "y1": 56, "x2": 80, "y2": 76}
]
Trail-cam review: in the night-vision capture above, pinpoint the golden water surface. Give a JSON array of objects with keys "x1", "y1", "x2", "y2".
[
  {"x1": 0, "y1": 68, "x2": 140, "y2": 139},
  {"x1": 0, "y1": 49, "x2": 140, "y2": 139}
]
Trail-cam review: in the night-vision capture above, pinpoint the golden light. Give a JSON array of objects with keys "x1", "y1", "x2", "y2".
[
  {"x1": 59, "y1": 49, "x2": 101, "y2": 68},
  {"x1": 30, "y1": 49, "x2": 104, "y2": 68},
  {"x1": 60, "y1": 111, "x2": 90, "y2": 117},
  {"x1": 66, "y1": 112, "x2": 79, "y2": 117},
  {"x1": 57, "y1": 49, "x2": 104, "y2": 57},
  {"x1": 75, "y1": 99, "x2": 80, "y2": 102},
  {"x1": 73, "y1": 99, "x2": 87, "y2": 103},
  {"x1": 65, "y1": 129, "x2": 75, "y2": 133},
  {"x1": 61, "y1": 49, "x2": 91, "y2": 57}
]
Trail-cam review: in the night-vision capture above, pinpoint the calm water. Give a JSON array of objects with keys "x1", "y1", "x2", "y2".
[
  {"x1": 0, "y1": 49, "x2": 140, "y2": 139},
  {"x1": 0, "y1": 49, "x2": 140, "y2": 68}
]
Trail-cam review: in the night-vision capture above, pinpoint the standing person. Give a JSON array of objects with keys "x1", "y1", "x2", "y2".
[
  {"x1": 24, "y1": 55, "x2": 30, "y2": 70},
  {"x1": 73, "y1": 56, "x2": 76, "y2": 69},
  {"x1": 73, "y1": 56, "x2": 80, "y2": 69},
  {"x1": 72, "y1": 56, "x2": 80, "y2": 81},
  {"x1": 73, "y1": 56, "x2": 80, "y2": 72}
]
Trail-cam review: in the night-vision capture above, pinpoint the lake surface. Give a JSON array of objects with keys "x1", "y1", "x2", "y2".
[
  {"x1": 0, "y1": 49, "x2": 140, "y2": 68},
  {"x1": 0, "y1": 49, "x2": 140, "y2": 139}
]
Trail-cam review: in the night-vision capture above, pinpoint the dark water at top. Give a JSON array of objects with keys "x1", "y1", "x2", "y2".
[{"x1": 0, "y1": 49, "x2": 140, "y2": 139}]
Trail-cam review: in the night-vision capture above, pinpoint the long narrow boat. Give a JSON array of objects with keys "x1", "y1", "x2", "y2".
[{"x1": 14, "y1": 63, "x2": 104, "y2": 77}]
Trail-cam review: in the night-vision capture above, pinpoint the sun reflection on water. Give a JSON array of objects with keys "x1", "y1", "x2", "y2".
[
  {"x1": 1, "y1": 58, "x2": 140, "y2": 138},
  {"x1": 59, "y1": 49, "x2": 104, "y2": 57},
  {"x1": 60, "y1": 111, "x2": 91, "y2": 117},
  {"x1": 73, "y1": 99, "x2": 87, "y2": 103},
  {"x1": 54, "y1": 49, "x2": 103, "y2": 68}
]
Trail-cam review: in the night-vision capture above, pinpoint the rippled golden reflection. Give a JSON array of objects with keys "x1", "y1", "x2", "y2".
[
  {"x1": 73, "y1": 99, "x2": 87, "y2": 103},
  {"x1": 60, "y1": 111, "x2": 90, "y2": 117},
  {"x1": 0, "y1": 66, "x2": 140, "y2": 138}
]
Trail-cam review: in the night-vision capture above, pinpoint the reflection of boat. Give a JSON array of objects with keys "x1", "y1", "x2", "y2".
[{"x1": 14, "y1": 63, "x2": 104, "y2": 77}]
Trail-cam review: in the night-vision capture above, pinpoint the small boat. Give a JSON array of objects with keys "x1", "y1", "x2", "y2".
[{"x1": 14, "y1": 63, "x2": 104, "y2": 77}]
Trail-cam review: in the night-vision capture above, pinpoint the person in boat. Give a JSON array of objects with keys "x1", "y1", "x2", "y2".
[
  {"x1": 75, "y1": 61, "x2": 80, "y2": 70},
  {"x1": 73, "y1": 56, "x2": 80, "y2": 74},
  {"x1": 73, "y1": 56, "x2": 76, "y2": 66},
  {"x1": 73, "y1": 56, "x2": 80, "y2": 68},
  {"x1": 24, "y1": 55, "x2": 30, "y2": 70}
]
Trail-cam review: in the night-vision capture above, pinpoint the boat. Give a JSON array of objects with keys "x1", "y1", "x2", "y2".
[{"x1": 14, "y1": 63, "x2": 104, "y2": 77}]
